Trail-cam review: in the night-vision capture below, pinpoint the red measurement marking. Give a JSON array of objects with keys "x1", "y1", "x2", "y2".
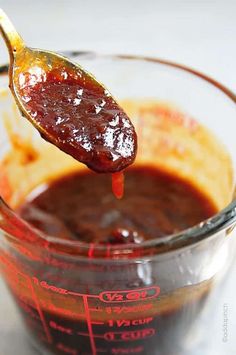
[
  {"x1": 108, "y1": 317, "x2": 153, "y2": 328},
  {"x1": 28, "y1": 278, "x2": 53, "y2": 344},
  {"x1": 112, "y1": 171, "x2": 124, "y2": 199},
  {"x1": 68, "y1": 291, "x2": 98, "y2": 298},
  {"x1": 42, "y1": 301, "x2": 85, "y2": 319},
  {"x1": 88, "y1": 243, "x2": 95, "y2": 258},
  {"x1": 77, "y1": 331, "x2": 104, "y2": 338},
  {"x1": 49, "y1": 320, "x2": 73, "y2": 335},
  {"x1": 104, "y1": 328, "x2": 155, "y2": 342},
  {"x1": 105, "y1": 303, "x2": 153, "y2": 315},
  {"x1": 99, "y1": 287, "x2": 160, "y2": 303},
  {"x1": 34, "y1": 278, "x2": 68, "y2": 294},
  {"x1": 83, "y1": 295, "x2": 97, "y2": 355}
]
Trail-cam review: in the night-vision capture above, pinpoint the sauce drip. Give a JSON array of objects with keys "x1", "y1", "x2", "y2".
[{"x1": 111, "y1": 171, "x2": 124, "y2": 199}]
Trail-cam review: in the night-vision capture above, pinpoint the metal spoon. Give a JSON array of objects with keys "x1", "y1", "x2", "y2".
[{"x1": 0, "y1": 9, "x2": 137, "y2": 183}]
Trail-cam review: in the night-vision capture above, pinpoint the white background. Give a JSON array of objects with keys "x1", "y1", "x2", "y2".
[
  {"x1": 0, "y1": 0, "x2": 236, "y2": 92},
  {"x1": 0, "y1": 0, "x2": 236, "y2": 354}
]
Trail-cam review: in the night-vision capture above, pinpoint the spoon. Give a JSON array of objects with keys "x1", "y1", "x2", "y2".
[{"x1": 0, "y1": 9, "x2": 137, "y2": 197}]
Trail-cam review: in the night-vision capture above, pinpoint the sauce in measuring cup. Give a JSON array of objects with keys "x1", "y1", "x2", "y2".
[
  {"x1": 13, "y1": 130, "x2": 217, "y2": 354},
  {"x1": 11, "y1": 163, "x2": 216, "y2": 355},
  {"x1": 18, "y1": 166, "x2": 217, "y2": 244}
]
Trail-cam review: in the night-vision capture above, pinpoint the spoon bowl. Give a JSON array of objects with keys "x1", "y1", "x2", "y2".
[{"x1": 0, "y1": 9, "x2": 137, "y2": 178}]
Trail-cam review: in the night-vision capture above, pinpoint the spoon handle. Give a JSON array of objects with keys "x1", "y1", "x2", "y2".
[{"x1": 0, "y1": 8, "x2": 25, "y2": 61}]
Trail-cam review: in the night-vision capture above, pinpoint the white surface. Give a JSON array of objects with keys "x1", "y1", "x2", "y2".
[
  {"x1": 0, "y1": 0, "x2": 236, "y2": 91},
  {"x1": 0, "y1": 0, "x2": 236, "y2": 354}
]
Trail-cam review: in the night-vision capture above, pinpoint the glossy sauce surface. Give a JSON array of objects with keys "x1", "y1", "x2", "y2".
[
  {"x1": 18, "y1": 68, "x2": 137, "y2": 174},
  {"x1": 18, "y1": 166, "x2": 217, "y2": 244}
]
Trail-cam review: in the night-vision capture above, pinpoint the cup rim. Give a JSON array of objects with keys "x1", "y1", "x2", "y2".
[{"x1": 0, "y1": 51, "x2": 236, "y2": 259}]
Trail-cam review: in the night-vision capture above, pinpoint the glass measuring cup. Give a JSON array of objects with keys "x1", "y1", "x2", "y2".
[{"x1": 0, "y1": 52, "x2": 236, "y2": 355}]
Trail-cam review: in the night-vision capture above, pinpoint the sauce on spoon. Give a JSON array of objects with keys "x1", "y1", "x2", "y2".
[{"x1": 0, "y1": 9, "x2": 137, "y2": 198}]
